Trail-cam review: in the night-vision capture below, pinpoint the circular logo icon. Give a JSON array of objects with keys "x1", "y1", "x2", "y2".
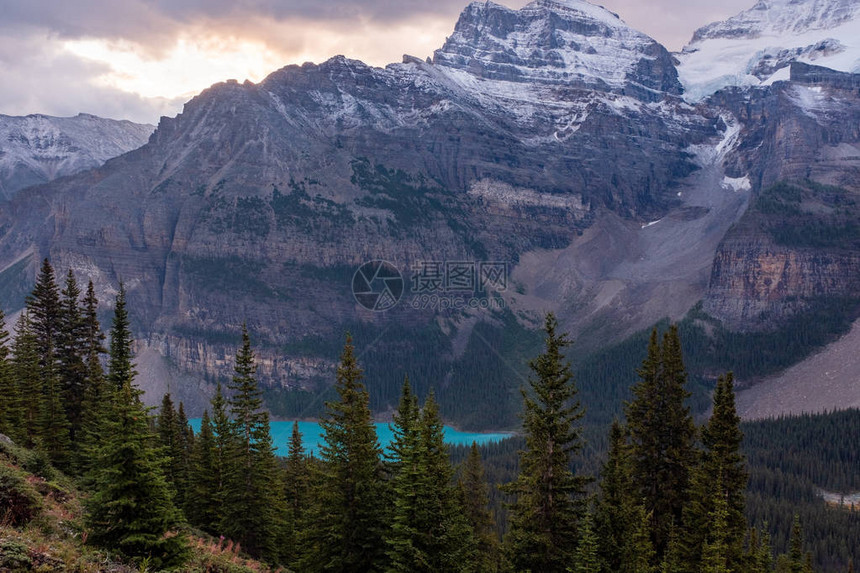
[{"x1": 352, "y1": 260, "x2": 404, "y2": 311}]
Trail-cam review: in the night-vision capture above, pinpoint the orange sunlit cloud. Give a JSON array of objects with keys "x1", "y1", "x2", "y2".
[{"x1": 61, "y1": 17, "x2": 455, "y2": 102}]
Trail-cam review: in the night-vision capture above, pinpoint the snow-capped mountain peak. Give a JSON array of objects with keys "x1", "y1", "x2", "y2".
[
  {"x1": 692, "y1": 0, "x2": 859, "y2": 40},
  {"x1": 433, "y1": 0, "x2": 682, "y2": 99},
  {"x1": 0, "y1": 113, "x2": 155, "y2": 201},
  {"x1": 677, "y1": 0, "x2": 860, "y2": 101}
]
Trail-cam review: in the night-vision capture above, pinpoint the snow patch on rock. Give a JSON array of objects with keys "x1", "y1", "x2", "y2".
[{"x1": 722, "y1": 175, "x2": 752, "y2": 192}]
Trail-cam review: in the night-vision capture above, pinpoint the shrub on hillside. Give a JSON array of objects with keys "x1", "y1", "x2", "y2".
[{"x1": 0, "y1": 464, "x2": 42, "y2": 526}]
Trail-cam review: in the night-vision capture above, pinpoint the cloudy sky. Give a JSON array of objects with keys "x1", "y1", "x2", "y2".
[{"x1": 0, "y1": 0, "x2": 752, "y2": 124}]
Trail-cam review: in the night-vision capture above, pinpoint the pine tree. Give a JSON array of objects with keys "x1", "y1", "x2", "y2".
[
  {"x1": 0, "y1": 308, "x2": 23, "y2": 440},
  {"x1": 57, "y1": 269, "x2": 88, "y2": 448},
  {"x1": 387, "y1": 376, "x2": 420, "y2": 472},
  {"x1": 208, "y1": 382, "x2": 233, "y2": 531},
  {"x1": 300, "y1": 334, "x2": 388, "y2": 573},
  {"x1": 11, "y1": 312, "x2": 41, "y2": 446},
  {"x1": 86, "y1": 379, "x2": 188, "y2": 568},
  {"x1": 700, "y1": 475, "x2": 731, "y2": 573},
  {"x1": 386, "y1": 378, "x2": 424, "y2": 572},
  {"x1": 185, "y1": 409, "x2": 217, "y2": 529},
  {"x1": 85, "y1": 288, "x2": 187, "y2": 569},
  {"x1": 625, "y1": 326, "x2": 696, "y2": 561},
  {"x1": 222, "y1": 324, "x2": 283, "y2": 562},
  {"x1": 108, "y1": 283, "x2": 135, "y2": 391},
  {"x1": 82, "y1": 281, "x2": 106, "y2": 360},
  {"x1": 387, "y1": 387, "x2": 476, "y2": 573},
  {"x1": 77, "y1": 281, "x2": 110, "y2": 478},
  {"x1": 460, "y1": 442, "x2": 499, "y2": 573},
  {"x1": 594, "y1": 420, "x2": 637, "y2": 573},
  {"x1": 157, "y1": 393, "x2": 187, "y2": 508},
  {"x1": 631, "y1": 504, "x2": 658, "y2": 573},
  {"x1": 283, "y1": 420, "x2": 310, "y2": 569},
  {"x1": 502, "y1": 313, "x2": 589, "y2": 573},
  {"x1": 176, "y1": 401, "x2": 193, "y2": 504},
  {"x1": 416, "y1": 391, "x2": 475, "y2": 571},
  {"x1": 755, "y1": 528, "x2": 773, "y2": 573},
  {"x1": 682, "y1": 372, "x2": 748, "y2": 571},
  {"x1": 788, "y1": 515, "x2": 806, "y2": 573},
  {"x1": 28, "y1": 258, "x2": 70, "y2": 468},
  {"x1": 574, "y1": 513, "x2": 600, "y2": 573},
  {"x1": 186, "y1": 387, "x2": 237, "y2": 536}
]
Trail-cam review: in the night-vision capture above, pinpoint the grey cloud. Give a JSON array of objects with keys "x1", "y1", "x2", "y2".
[
  {"x1": 0, "y1": 1, "x2": 179, "y2": 47},
  {"x1": 0, "y1": 30, "x2": 182, "y2": 123},
  {"x1": 0, "y1": 0, "x2": 469, "y2": 44},
  {"x1": 595, "y1": 0, "x2": 755, "y2": 50},
  {"x1": 0, "y1": 0, "x2": 757, "y2": 52}
]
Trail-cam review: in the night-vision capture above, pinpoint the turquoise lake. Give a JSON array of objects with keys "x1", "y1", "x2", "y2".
[{"x1": 188, "y1": 419, "x2": 513, "y2": 455}]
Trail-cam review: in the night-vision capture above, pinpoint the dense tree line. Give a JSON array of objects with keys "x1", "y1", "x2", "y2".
[{"x1": 0, "y1": 260, "x2": 852, "y2": 571}]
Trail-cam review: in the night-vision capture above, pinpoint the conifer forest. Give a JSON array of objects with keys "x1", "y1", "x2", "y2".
[{"x1": 1, "y1": 260, "x2": 857, "y2": 572}]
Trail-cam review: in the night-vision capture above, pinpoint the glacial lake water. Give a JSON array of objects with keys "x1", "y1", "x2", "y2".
[{"x1": 188, "y1": 419, "x2": 513, "y2": 455}]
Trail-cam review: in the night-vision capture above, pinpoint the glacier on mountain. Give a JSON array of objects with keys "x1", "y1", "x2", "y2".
[{"x1": 676, "y1": 0, "x2": 860, "y2": 101}]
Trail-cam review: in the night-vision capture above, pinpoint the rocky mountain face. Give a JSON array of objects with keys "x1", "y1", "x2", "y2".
[
  {"x1": 0, "y1": 0, "x2": 858, "y2": 423},
  {"x1": 0, "y1": 114, "x2": 154, "y2": 201},
  {"x1": 702, "y1": 63, "x2": 860, "y2": 329},
  {"x1": 433, "y1": 0, "x2": 682, "y2": 99}
]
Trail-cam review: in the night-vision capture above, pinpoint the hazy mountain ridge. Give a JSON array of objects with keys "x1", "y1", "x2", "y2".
[{"x1": 0, "y1": 113, "x2": 155, "y2": 201}]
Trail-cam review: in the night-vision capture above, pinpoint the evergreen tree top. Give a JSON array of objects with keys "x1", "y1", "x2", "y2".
[{"x1": 107, "y1": 283, "x2": 136, "y2": 391}]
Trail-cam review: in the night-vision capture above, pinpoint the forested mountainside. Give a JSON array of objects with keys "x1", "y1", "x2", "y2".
[{"x1": 3, "y1": 262, "x2": 853, "y2": 570}]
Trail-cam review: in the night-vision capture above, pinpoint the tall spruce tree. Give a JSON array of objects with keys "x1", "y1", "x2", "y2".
[
  {"x1": 387, "y1": 390, "x2": 475, "y2": 572},
  {"x1": 85, "y1": 289, "x2": 187, "y2": 569},
  {"x1": 747, "y1": 527, "x2": 774, "y2": 573},
  {"x1": 0, "y1": 308, "x2": 22, "y2": 440},
  {"x1": 28, "y1": 258, "x2": 70, "y2": 467},
  {"x1": 700, "y1": 475, "x2": 731, "y2": 573},
  {"x1": 682, "y1": 372, "x2": 747, "y2": 571},
  {"x1": 108, "y1": 283, "x2": 135, "y2": 391},
  {"x1": 11, "y1": 312, "x2": 41, "y2": 446},
  {"x1": 176, "y1": 401, "x2": 193, "y2": 502},
  {"x1": 502, "y1": 313, "x2": 589, "y2": 573},
  {"x1": 630, "y1": 504, "x2": 658, "y2": 573},
  {"x1": 157, "y1": 393, "x2": 187, "y2": 508},
  {"x1": 77, "y1": 281, "x2": 110, "y2": 477},
  {"x1": 186, "y1": 384, "x2": 234, "y2": 535},
  {"x1": 208, "y1": 382, "x2": 233, "y2": 531},
  {"x1": 284, "y1": 420, "x2": 311, "y2": 569},
  {"x1": 787, "y1": 515, "x2": 808, "y2": 573},
  {"x1": 300, "y1": 334, "x2": 388, "y2": 573},
  {"x1": 594, "y1": 420, "x2": 637, "y2": 573},
  {"x1": 625, "y1": 326, "x2": 696, "y2": 561},
  {"x1": 386, "y1": 378, "x2": 424, "y2": 572},
  {"x1": 460, "y1": 442, "x2": 500, "y2": 573},
  {"x1": 186, "y1": 409, "x2": 218, "y2": 529},
  {"x1": 222, "y1": 324, "x2": 283, "y2": 562},
  {"x1": 86, "y1": 379, "x2": 188, "y2": 568},
  {"x1": 574, "y1": 513, "x2": 601, "y2": 573},
  {"x1": 58, "y1": 269, "x2": 88, "y2": 448},
  {"x1": 386, "y1": 376, "x2": 419, "y2": 472}
]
